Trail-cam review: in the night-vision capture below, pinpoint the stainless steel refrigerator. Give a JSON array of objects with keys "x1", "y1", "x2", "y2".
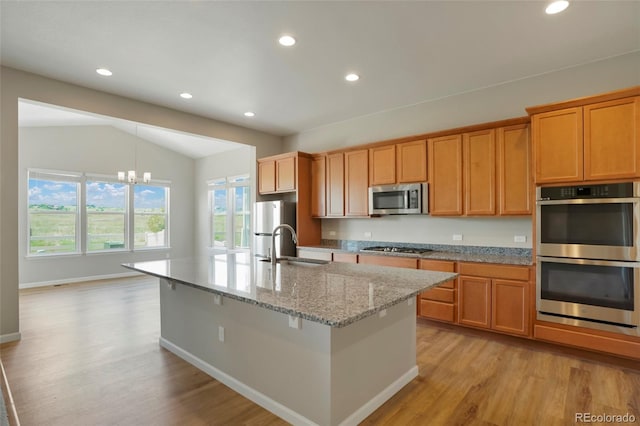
[{"x1": 253, "y1": 201, "x2": 296, "y2": 260}]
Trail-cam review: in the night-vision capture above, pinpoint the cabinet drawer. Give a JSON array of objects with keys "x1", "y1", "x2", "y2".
[
  {"x1": 333, "y1": 252, "x2": 358, "y2": 263},
  {"x1": 458, "y1": 262, "x2": 530, "y2": 281},
  {"x1": 358, "y1": 255, "x2": 417, "y2": 269},
  {"x1": 421, "y1": 287, "x2": 455, "y2": 303},
  {"x1": 420, "y1": 299, "x2": 455, "y2": 323}
]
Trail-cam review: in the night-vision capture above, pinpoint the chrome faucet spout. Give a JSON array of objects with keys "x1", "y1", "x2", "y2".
[{"x1": 271, "y1": 224, "x2": 297, "y2": 265}]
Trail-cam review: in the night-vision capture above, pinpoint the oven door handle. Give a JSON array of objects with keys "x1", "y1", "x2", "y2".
[
  {"x1": 536, "y1": 197, "x2": 640, "y2": 205},
  {"x1": 537, "y1": 256, "x2": 640, "y2": 268}
]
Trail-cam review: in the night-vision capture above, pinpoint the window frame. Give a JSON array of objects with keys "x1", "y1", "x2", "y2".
[
  {"x1": 26, "y1": 168, "x2": 171, "y2": 258},
  {"x1": 208, "y1": 175, "x2": 251, "y2": 250},
  {"x1": 132, "y1": 182, "x2": 171, "y2": 251},
  {"x1": 27, "y1": 169, "x2": 82, "y2": 257}
]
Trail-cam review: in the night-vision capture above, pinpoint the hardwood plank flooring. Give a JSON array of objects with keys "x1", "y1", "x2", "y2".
[{"x1": 1, "y1": 277, "x2": 638, "y2": 425}]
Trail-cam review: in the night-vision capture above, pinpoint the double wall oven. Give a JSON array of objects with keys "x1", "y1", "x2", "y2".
[{"x1": 536, "y1": 182, "x2": 640, "y2": 335}]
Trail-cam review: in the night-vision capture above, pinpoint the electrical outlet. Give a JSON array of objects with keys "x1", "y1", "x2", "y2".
[
  {"x1": 407, "y1": 298, "x2": 414, "y2": 306},
  {"x1": 218, "y1": 326, "x2": 225, "y2": 342},
  {"x1": 288, "y1": 315, "x2": 301, "y2": 329},
  {"x1": 364, "y1": 231, "x2": 372, "y2": 239},
  {"x1": 213, "y1": 294, "x2": 222, "y2": 305},
  {"x1": 452, "y1": 234, "x2": 463, "y2": 241},
  {"x1": 379, "y1": 309, "x2": 387, "y2": 318},
  {"x1": 514, "y1": 235, "x2": 527, "y2": 243}
]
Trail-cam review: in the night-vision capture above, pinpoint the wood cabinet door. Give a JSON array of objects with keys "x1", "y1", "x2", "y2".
[
  {"x1": 492, "y1": 279, "x2": 529, "y2": 336},
  {"x1": 458, "y1": 276, "x2": 491, "y2": 329},
  {"x1": 397, "y1": 139, "x2": 427, "y2": 183},
  {"x1": 532, "y1": 107, "x2": 583, "y2": 183},
  {"x1": 258, "y1": 160, "x2": 275, "y2": 194},
  {"x1": 428, "y1": 135, "x2": 463, "y2": 215},
  {"x1": 584, "y1": 96, "x2": 640, "y2": 180},
  {"x1": 275, "y1": 156, "x2": 296, "y2": 192},
  {"x1": 464, "y1": 129, "x2": 496, "y2": 215},
  {"x1": 369, "y1": 145, "x2": 396, "y2": 186},
  {"x1": 311, "y1": 155, "x2": 326, "y2": 217},
  {"x1": 497, "y1": 124, "x2": 531, "y2": 215},
  {"x1": 326, "y1": 153, "x2": 345, "y2": 217},
  {"x1": 344, "y1": 149, "x2": 369, "y2": 216}
]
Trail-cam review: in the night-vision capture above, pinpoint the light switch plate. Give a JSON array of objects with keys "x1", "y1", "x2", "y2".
[
  {"x1": 329, "y1": 231, "x2": 336, "y2": 236},
  {"x1": 514, "y1": 235, "x2": 527, "y2": 243},
  {"x1": 213, "y1": 294, "x2": 222, "y2": 305},
  {"x1": 364, "y1": 231, "x2": 372, "y2": 239},
  {"x1": 218, "y1": 326, "x2": 225, "y2": 342},
  {"x1": 453, "y1": 234, "x2": 463, "y2": 241}
]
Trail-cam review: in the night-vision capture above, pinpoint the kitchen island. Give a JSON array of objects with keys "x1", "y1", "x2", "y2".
[{"x1": 123, "y1": 251, "x2": 457, "y2": 426}]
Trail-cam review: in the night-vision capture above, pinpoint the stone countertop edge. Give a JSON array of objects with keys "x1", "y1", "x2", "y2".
[
  {"x1": 298, "y1": 245, "x2": 533, "y2": 266},
  {"x1": 122, "y1": 264, "x2": 457, "y2": 328}
]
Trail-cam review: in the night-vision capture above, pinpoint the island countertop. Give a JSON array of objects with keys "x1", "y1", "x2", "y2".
[{"x1": 123, "y1": 251, "x2": 457, "y2": 328}]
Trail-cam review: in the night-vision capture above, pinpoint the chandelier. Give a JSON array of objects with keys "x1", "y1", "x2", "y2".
[{"x1": 118, "y1": 125, "x2": 151, "y2": 184}]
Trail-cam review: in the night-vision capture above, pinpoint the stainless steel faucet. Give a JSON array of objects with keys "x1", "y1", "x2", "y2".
[{"x1": 271, "y1": 224, "x2": 297, "y2": 265}]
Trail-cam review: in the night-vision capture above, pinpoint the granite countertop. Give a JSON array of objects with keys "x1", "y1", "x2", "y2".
[
  {"x1": 123, "y1": 251, "x2": 457, "y2": 328},
  {"x1": 299, "y1": 244, "x2": 533, "y2": 266}
]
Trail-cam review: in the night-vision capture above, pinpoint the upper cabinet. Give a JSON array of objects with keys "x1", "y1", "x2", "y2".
[
  {"x1": 311, "y1": 155, "x2": 326, "y2": 217},
  {"x1": 369, "y1": 139, "x2": 427, "y2": 186},
  {"x1": 497, "y1": 124, "x2": 531, "y2": 215},
  {"x1": 257, "y1": 152, "x2": 321, "y2": 246},
  {"x1": 428, "y1": 134, "x2": 463, "y2": 216},
  {"x1": 397, "y1": 139, "x2": 428, "y2": 183},
  {"x1": 326, "y1": 152, "x2": 345, "y2": 217},
  {"x1": 258, "y1": 152, "x2": 297, "y2": 194},
  {"x1": 429, "y1": 120, "x2": 531, "y2": 217},
  {"x1": 344, "y1": 149, "x2": 369, "y2": 216},
  {"x1": 369, "y1": 145, "x2": 396, "y2": 186},
  {"x1": 528, "y1": 88, "x2": 640, "y2": 184}
]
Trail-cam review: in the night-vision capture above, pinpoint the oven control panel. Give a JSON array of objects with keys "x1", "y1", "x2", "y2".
[{"x1": 539, "y1": 182, "x2": 635, "y2": 200}]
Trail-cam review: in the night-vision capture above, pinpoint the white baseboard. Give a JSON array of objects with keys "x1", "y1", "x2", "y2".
[
  {"x1": 159, "y1": 337, "x2": 319, "y2": 426},
  {"x1": 159, "y1": 337, "x2": 419, "y2": 426},
  {"x1": 338, "y1": 365, "x2": 419, "y2": 426},
  {"x1": 0, "y1": 332, "x2": 21, "y2": 344},
  {"x1": 19, "y1": 271, "x2": 143, "y2": 289}
]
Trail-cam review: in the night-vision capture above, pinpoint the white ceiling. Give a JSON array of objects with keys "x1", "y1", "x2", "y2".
[{"x1": 2, "y1": 1, "x2": 639, "y2": 138}]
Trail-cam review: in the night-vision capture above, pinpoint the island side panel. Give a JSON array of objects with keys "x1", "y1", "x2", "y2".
[
  {"x1": 330, "y1": 300, "x2": 418, "y2": 425},
  {"x1": 158, "y1": 279, "x2": 333, "y2": 426}
]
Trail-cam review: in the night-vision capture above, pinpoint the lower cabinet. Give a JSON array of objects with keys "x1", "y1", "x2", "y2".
[
  {"x1": 418, "y1": 259, "x2": 456, "y2": 323},
  {"x1": 457, "y1": 262, "x2": 531, "y2": 337}
]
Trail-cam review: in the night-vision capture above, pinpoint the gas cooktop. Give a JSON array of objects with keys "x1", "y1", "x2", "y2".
[{"x1": 361, "y1": 246, "x2": 432, "y2": 255}]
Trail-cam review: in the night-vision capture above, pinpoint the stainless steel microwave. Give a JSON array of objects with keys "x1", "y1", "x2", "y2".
[{"x1": 368, "y1": 183, "x2": 428, "y2": 215}]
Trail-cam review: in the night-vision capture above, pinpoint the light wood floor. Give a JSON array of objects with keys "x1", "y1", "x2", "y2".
[{"x1": 1, "y1": 277, "x2": 638, "y2": 426}]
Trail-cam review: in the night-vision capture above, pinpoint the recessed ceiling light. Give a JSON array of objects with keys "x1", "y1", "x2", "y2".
[
  {"x1": 345, "y1": 73, "x2": 360, "y2": 82},
  {"x1": 278, "y1": 35, "x2": 296, "y2": 47},
  {"x1": 244, "y1": 111, "x2": 255, "y2": 117},
  {"x1": 545, "y1": 0, "x2": 569, "y2": 14},
  {"x1": 96, "y1": 68, "x2": 112, "y2": 76},
  {"x1": 180, "y1": 92, "x2": 193, "y2": 99}
]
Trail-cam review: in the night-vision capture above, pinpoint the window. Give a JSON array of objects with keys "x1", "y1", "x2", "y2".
[
  {"x1": 134, "y1": 185, "x2": 169, "y2": 249},
  {"x1": 27, "y1": 169, "x2": 170, "y2": 256},
  {"x1": 86, "y1": 180, "x2": 128, "y2": 251},
  {"x1": 209, "y1": 175, "x2": 251, "y2": 249},
  {"x1": 28, "y1": 171, "x2": 81, "y2": 255}
]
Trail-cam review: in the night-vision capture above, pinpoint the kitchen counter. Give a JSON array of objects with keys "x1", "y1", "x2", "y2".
[
  {"x1": 123, "y1": 251, "x2": 456, "y2": 328},
  {"x1": 299, "y1": 244, "x2": 533, "y2": 266},
  {"x1": 122, "y1": 251, "x2": 457, "y2": 425}
]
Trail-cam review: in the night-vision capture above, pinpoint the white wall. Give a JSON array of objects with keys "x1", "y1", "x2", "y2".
[
  {"x1": 1, "y1": 66, "x2": 282, "y2": 340},
  {"x1": 284, "y1": 52, "x2": 640, "y2": 248},
  {"x1": 194, "y1": 146, "x2": 255, "y2": 257},
  {"x1": 18, "y1": 125, "x2": 195, "y2": 285}
]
